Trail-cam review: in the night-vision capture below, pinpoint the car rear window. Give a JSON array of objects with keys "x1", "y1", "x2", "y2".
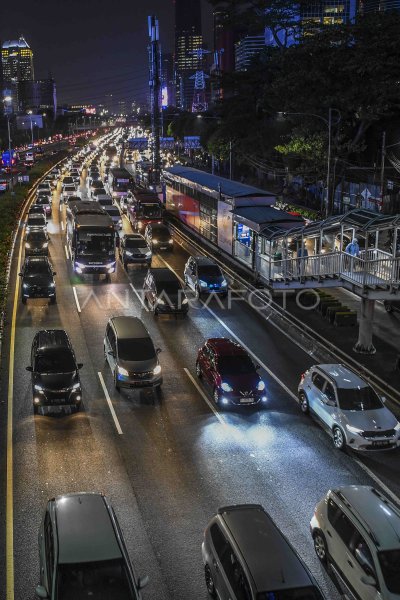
[{"x1": 257, "y1": 588, "x2": 324, "y2": 599}]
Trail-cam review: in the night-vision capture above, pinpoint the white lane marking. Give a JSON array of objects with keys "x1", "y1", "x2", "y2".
[
  {"x1": 129, "y1": 283, "x2": 148, "y2": 311},
  {"x1": 61, "y1": 221, "x2": 64, "y2": 231},
  {"x1": 72, "y1": 286, "x2": 81, "y2": 313},
  {"x1": 64, "y1": 245, "x2": 69, "y2": 260},
  {"x1": 158, "y1": 255, "x2": 297, "y2": 401},
  {"x1": 353, "y1": 457, "x2": 400, "y2": 505},
  {"x1": 97, "y1": 372, "x2": 123, "y2": 435},
  {"x1": 184, "y1": 368, "x2": 226, "y2": 426}
]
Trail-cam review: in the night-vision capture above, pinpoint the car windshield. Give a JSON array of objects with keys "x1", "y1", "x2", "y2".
[
  {"x1": 218, "y1": 355, "x2": 255, "y2": 375},
  {"x1": 28, "y1": 216, "x2": 45, "y2": 225},
  {"x1": 65, "y1": 186, "x2": 75, "y2": 192},
  {"x1": 26, "y1": 261, "x2": 49, "y2": 275},
  {"x1": 337, "y1": 386, "x2": 383, "y2": 411},
  {"x1": 198, "y1": 265, "x2": 222, "y2": 277},
  {"x1": 35, "y1": 197, "x2": 49, "y2": 205},
  {"x1": 125, "y1": 239, "x2": 147, "y2": 249},
  {"x1": 27, "y1": 232, "x2": 46, "y2": 242},
  {"x1": 94, "y1": 188, "x2": 107, "y2": 195},
  {"x1": 56, "y1": 559, "x2": 136, "y2": 599},
  {"x1": 378, "y1": 550, "x2": 400, "y2": 594},
  {"x1": 142, "y1": 204, "x2": 161, "y2": 218},
  {"x1": 35, "y1": 349, "x2": 75, "y2": 373},
  {"x1": 118, "y1": 338, "x2": 155, "y2": 361},
  {"x1": 257, "y1": 588, "x2": 323, "y2": 599}
]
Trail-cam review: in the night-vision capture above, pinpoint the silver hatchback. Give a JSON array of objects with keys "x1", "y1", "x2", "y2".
[{"x1": 298, "y1": 364, "x2": 400, "y2": 451}]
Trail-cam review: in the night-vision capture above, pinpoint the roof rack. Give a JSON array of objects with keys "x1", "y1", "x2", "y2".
[{"x1": 335, "y1": 489, "x2": 380, "y2": 547}]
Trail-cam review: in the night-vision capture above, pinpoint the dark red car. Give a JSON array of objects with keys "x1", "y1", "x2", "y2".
[{"x1": 196, "y1": 338, "x2": 267, "y2": 408}]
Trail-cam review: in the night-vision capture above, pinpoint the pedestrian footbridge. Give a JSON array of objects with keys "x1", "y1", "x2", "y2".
[{"x1": 257, "y1": 209, "x2": 400, "y2": 300}]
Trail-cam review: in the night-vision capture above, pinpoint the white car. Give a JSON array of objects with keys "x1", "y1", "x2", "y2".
[
  {"x1": 63, "y1": 185, "x2": 79, "y2": 202},
  {"x1": 311, "y1": 485, "x2": 400, "y2": 600},
  {"x1": 298, "y1": 364, "x2": 400, "y2": 451}
]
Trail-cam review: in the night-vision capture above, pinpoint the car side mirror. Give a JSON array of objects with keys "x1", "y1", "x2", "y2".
[
  {"x1": 77, "y1": 363, "x2": 83, "y2": 370},
  {"x1": 35, "y1": 584, "x2": 48, "y2": 598},
  {"x1": 156, "y1": 347, "x2": 162, "y2": 354},
  {"x1": 360, "y1": 574, "x2": 377, "y2": 588},
  {"x1": 137, "y1": 575, "x2": 149, "y2": 590},
  {"x1": 26, "y1": 366, "x2": 33, "y2": 372},
  {"x1": 326, "y1": 398, "x2": 336, "y2": 407}
]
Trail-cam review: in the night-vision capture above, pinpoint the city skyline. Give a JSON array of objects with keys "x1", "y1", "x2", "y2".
[{"x1": 0, "y1": 0, "x2": 213, "y2": 106}]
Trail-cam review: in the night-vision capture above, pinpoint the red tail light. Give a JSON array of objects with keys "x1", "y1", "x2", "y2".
[{"x1": 300, "y1": 373, "x2": 306, "y2": 383}]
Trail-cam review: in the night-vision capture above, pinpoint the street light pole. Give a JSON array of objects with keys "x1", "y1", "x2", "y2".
[
  {"x1": 3, "y1": 96, "x2": 14, "y2": 194},
  {"x1": 380, "y1": 130, "x2": 386, "y2": 201}
]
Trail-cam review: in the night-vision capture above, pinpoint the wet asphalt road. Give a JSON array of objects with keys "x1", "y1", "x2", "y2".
[{"x1": 1, "y1": 163, "x2": 400, "y2": 600}]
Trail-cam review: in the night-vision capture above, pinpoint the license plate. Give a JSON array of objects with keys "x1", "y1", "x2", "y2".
[
  {"x1": 159, "y1": 246, "x2": 167, "y2": 250},
  {"x1": 372, "y1": 441, "x2": 391, "y2": 447},
  {"x1": 240, "y1": 397, "x2": 254, "y2": 403}
]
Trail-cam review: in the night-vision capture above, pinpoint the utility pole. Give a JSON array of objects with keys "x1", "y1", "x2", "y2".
[
  {"x1": 325, "y1": 107, "x2": 332, "y2": 218},
  {"x1": 148, "y1": 15, "x2": 161, "y2": 186},
  {"x1": 380, "y1": 130, "x2": 386, "y2": 201}
]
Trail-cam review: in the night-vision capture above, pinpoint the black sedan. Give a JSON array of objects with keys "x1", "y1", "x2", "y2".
[{"x1": 19, "y1": 257, "x2": 56, "y2": 304}]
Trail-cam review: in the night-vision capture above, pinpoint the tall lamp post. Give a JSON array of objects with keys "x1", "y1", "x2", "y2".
[
  {"x1": 27, "y1": 110, "x2": 35, "y2": 145},
  {"x1": 279, "y1": 109, "x2": 341, "y2": 217},
  {"x1": 3, "y1": 96, "x2": 15, "y2": 194}
]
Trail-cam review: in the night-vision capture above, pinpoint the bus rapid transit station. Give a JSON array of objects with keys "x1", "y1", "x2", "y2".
[{"x1": 163, "y1": 166, "x2": 400, "y2": 355}]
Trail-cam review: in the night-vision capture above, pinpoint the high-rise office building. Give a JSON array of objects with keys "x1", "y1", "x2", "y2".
[
  {"x1": 174, "y1": 0, "x2": 204, "y2": 110},
  {"x1": 301, "y1": 0, "x2": 357, "y2": 27},
  {"x1": 359, "y1": 0, "x2": 400, "y2": 12},
  {"x1": 2, "y1": 36, "x2": 34, "y2": 111},
  {"x1": 235, "y1": 35, "x2": 266, "y2": 71}
]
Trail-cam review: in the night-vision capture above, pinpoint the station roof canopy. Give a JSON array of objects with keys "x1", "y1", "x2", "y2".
[
  {"x1": 163, "y1": 166, "x2": 275, "y2": 200},
  {"x1": 260, "y1": 208, "x2": 400, "y2": 241},
  {"x1": 231, "y1": 205, "x2": 303, "y2": 233}
]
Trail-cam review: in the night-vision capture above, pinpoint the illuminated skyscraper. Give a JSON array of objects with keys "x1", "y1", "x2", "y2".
[
  {"x1": 2, "y1": 36, "x2": 34, "y2": 111},
  {"x1": 174, "y1": 0, "x2": 203, "y2": 110}
]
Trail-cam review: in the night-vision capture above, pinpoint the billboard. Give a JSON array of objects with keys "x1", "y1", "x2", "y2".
[
  {"x1": 160, "y1": 137, "x2": 175, "y2": 150},
  {"x1": 1, "y1": 150, "x2": 17, "y2": 167},
  {"x1": 161, "y1": 85, "x2": 168, "y2": 108},
  {"x1": 217, "y1": 200, "x2": 233, "y2": 254}
]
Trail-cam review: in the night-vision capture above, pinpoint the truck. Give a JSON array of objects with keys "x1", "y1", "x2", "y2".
[
  {"x1": 127, "y1": 191, "x2": 164, "y2": 232},
  {"x1": 107, "y1": 168, "x2": 134, "y2": 202},
  {"x1": 66, "y1": 207, "x2": 116, "y2": 281}
]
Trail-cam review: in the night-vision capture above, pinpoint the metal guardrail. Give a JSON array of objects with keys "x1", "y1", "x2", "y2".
[{"x1": 168, "y1": 218, "x2": 400, "y2": 408}]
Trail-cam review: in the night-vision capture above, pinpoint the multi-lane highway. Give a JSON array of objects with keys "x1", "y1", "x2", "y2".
[{"x1": 2, "y1": 144, "x2": 400, "y2": 600}]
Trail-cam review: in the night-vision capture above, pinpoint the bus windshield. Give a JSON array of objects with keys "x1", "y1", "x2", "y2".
[
  {"x1": 76, "y1": 230, "x2": 114, "y2": 255},
  {"x1": 140, "y1": 204, "x2": 162, "y2": 218}
]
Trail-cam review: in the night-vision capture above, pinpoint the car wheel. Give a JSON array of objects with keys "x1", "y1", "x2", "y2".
[
  {"x1": 213, "y1": 387, "x2": 220, "y2": 405},
  {"x1": 384, "y1": 301, "x2": 393, "y2": 313},
  {"x1": 333, "y1": 426, "x2": 346, "y2": 451},
  {"x1": 204, "y1": 565, "x2": 216, "y2": 598},
  {"x1": 299, "y1": 392, "x2": 309, "y2": 414},
  {"x1": 22, "y1": 297, "x2": 27, "y2": 305},
  {"x1": 313, "y1": 531, "x2": 328, "y2": 564},
  {"x1": 114, "y1": 370, "x2": 120, "y2": 392},
  {"x1": 196, "y1": 361, "x2": 202, "y2": 378},
  {"x1": 75, "y1": 402, "x2": 81, "y2": 412},
  {"x1": 50, "y1": 295, "x2": 57, "y2": 305}
]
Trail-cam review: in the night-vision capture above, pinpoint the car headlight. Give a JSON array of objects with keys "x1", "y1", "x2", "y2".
[
  {"x1": 25, "y1": 243, "x2": 31, "y2": 248},
  {"x1": 199, "y1": 280, "x2": 208, "y2": 288},
  {"x1": 346, "y1": 424, "x2": 363, "y2": 435},
  {"x1": 221, "y1": 382, "x2": 233, "y2": 392},
  {"x1": 42, "y1": 243, "x2": 48, "y2": 248},
  {"x1": 221, "y1": 279, "x2": 228, "y2": 287},
  {"x1": 72, "y1": 382, "x2": 81, "y2": 390},
  {"x1": 152, "y1": 239, "x2": 158, "y2": 244},
  {"x1": 257, "y1": 380, "x2": 266, "y2": 391},
  {"x1": 75, "y1": 262, "x2": 86, "y2": 270},
  {"x1": 23, "y1": 283, "x2": 29, "y2": 289},
  {"x1": 153, "y1": 364, "x2": 162, "y2": 375},
  {"x1": 49, "y1": 282, "x2": 55, "y2": 288},
  {"x1": 182, "y1": 298, "x2": 188, "y2": 305},
  {"x1": 138, "y1": 222, "x2": 143, "y2": 228},
  {"x1": 145, "y1": 251, "x2": 152, "y2": 257},
  {"x1": 168, "y1": 239, "x2": 173, "y2": 244},
  {"x1": 34, "y1": 384, "x2": 43, "y2": 391},
  {"x1": 157, "y1": 298, "x2": 165, "y2": 305},
  {"x1": 125, "y1": 251, "x2": 133, "y2": 257},
  {"x1": 395, "y1": 422, "x2": 400, "y2": 431},
  {"x1": 105, "y1": 262, "x2": 116, "y2": 269},
  {"x1": 118, "y1": 366, "x2": 129, "y2": 376}
]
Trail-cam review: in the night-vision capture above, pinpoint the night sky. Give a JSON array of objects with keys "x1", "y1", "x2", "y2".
[{"x1": 0, "y1": 0, "x2": 213, "y2": 105}]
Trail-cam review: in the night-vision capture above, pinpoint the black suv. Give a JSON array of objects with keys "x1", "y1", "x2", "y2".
[
  {"x1": 143, "y1": 268, "x2": 188, "y2": 315},
  {"x1": 19, "y1": 257, "x2": 56, "y2": 304},
  {"x1": 144, "y1": 223, "x2": 173, "y2": 251},
  {"x1": 24, "y1": 229, "x2": 49, "y2": 257},
  {"x1": 27, "y1": 329, "x2": 83, "y2": 413},
  {"x1": 36, "y1": 492, "x2": 148, "y2": 599},
  {"x1": 119, "y1": 234, "x2": 152, "y2": 268}
]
